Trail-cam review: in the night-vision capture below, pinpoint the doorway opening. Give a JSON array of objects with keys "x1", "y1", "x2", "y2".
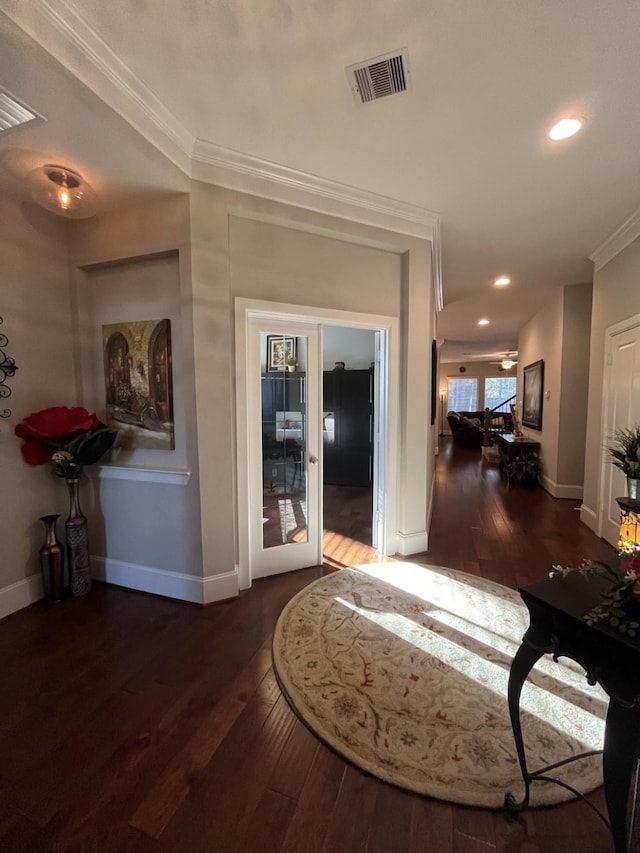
[
  {"x1": 321, "y1": 325, "x2": 377, "y2": 563},
  {"x1": 235, "y1": 297, "x2": 397, "y2": 589}
]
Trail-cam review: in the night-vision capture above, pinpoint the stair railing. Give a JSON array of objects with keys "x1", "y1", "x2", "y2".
[{"x1": 482, "y1": 394, "x2": 517, "y2": 447}]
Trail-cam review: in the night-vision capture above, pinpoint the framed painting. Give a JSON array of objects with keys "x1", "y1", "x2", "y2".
[
  {"x1": 103, "y1": 318, "x2": 175, "y2": 450},
  {"x1": 267, "y1": 335, "x2": 296, "y2": 372},
  {"x1": 522, "y1": 359, "x2": 544, "y2": 430}
]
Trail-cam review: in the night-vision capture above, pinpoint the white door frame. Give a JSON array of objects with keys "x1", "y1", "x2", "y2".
[
  {"x1": 235, "y1": 297, "x2": 399, "y2": 590},
  {"x1": 597, "y1": 311, "x2": 640, "y2": 541}
]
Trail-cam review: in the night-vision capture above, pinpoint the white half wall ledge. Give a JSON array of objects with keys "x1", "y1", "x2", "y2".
[
  {"x1": 395, "y1": 530, "x2": 429, "y2": 557},
  {"x1": 92, "y1": 556, "x2": 239, "y2": 604},
  {"x1": 90, "y1": 466, "x2": 192, "y2": 486},
  {"x1": 0, "y1": 574, "x2": 44, "y2": 621}
]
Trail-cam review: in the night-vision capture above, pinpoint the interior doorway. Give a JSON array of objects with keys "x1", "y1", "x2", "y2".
[
  {"x1": 321, "y1": 326, "x2": 376, "y2": 554},
  {"x1": 235, "y1": 298, "x2": 397, "y2": 590}
]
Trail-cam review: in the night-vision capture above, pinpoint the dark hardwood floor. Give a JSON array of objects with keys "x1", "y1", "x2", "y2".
[{"x1": 1, "y1": 439, "x2": 617, "y2": 852}]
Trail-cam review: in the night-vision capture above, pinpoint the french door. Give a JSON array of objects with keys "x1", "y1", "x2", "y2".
[{"x1": 247, "y1": 318, "x2": 322, "y2": 578}]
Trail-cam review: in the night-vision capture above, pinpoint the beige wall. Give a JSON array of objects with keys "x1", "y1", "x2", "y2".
[
  {"x1": 557, "y1": 283, "x2": 592, "y2": 486},
  {"x1": 518, "y1": 283, "x2": 592, "y2": 498},
  {"x1": 0, "y1": 193, "x2": 75, "y2": 612},
  {"x1": 65, "y1": 194, "x2": 213, "y2": 600},
  {"x1": 191, "y1": 182, "x2": 434, "y2": 564},
  {"x1": 583, "y1": 236, "x2": 640, "y2": 526},
  {"x1": 3, "y1": 179, "x2": 436, "y2": 615}
]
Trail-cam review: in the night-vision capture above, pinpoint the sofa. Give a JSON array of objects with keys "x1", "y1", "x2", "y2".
[{"x1": 446, "y1": 411, "x2": 485, "y2": 447}]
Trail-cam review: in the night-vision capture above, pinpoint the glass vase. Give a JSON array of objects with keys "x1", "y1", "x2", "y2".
[
  {"x1": 39, "y1": 514, "x2": 64, "y2": 605},
  {"x1": 65, "y1": 478, "x2": 91, "y2": 597}
]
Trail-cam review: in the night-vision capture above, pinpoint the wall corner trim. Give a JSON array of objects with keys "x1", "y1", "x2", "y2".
[{"x1": 395, "y1": 530, "x2": 429, "y2": 557}]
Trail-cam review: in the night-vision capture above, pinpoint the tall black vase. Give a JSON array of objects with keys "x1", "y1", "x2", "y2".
[
  {"x1": 39, "y1": 514, "x2": 64, "y2": 605},
  {"x1": 65, "y1": 479, "x2": 91, "y2": 597}
]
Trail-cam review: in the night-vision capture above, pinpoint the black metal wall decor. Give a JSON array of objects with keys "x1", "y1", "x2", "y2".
[{"x1": 0, "y1": 316, "x2": 18, "y2": 418}]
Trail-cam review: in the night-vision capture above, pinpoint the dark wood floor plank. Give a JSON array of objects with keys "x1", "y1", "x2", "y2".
[
  {"x1": 129, "y1": 643, "x2": 275, "y2": 839},
  {"x1": 408, "y1": 797, "x2": 453, "y2": 853},
  {"x1": 0, "y1": 440, "x2": 620, "y2": 852},
  {"x1": 365, "y1": 781, "x2": 414, "y2": 853},
  {"x1": 278, "y1": 746, "x2": 346, "y2": 853},
  {"x1": 320, "y1": 766, "x2": 378, "y2": 853},
  {"x1": 268, "y1": 715, "x2": 320, "y2": 801}
]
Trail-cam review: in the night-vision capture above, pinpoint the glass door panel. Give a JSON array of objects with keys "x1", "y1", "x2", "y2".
[{"x1": 261, "y1": 333, "x2": 308, "y2": 549}]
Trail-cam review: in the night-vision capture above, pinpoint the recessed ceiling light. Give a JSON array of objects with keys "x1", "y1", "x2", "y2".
[
  {"x1": 548, "y1": 117, "x2": 583, "y2": 141},
  {"x1": 478, "y1": 318, "x2": 490, "y2": 326},
  {"x1": 494, "y1": 276, "x2": 511, "y2": 287}
]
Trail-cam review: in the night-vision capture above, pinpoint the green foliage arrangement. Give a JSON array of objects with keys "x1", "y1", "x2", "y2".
[
  {"x1": 505, "y1": 452, "x2": 542, "y2": 486},
  {"x1": 550, "y1": 557, "x2": 640, "y2": 637},
  {"x1": 608, "y1": 425, "x2": 640, "y2": 478}
]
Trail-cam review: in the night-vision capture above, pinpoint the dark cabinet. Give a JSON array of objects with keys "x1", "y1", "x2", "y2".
[{"x1": 323, "y1": 369, "x2": 373, "y2": 487}]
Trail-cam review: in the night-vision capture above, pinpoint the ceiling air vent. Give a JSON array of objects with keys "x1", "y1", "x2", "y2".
[
  {"x1": 0, "y1": 88, "x2": 42, "y2": 134},
  {"x1": 346, "y1": 49, "x2": 410, "y2": 105}
]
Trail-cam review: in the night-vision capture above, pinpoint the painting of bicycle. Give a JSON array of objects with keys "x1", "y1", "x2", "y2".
[{"x1": 102, "y1": 318, "x2": 174, "y2": 450}]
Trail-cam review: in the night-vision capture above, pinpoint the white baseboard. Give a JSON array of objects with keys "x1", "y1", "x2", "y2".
[
  {"x1": 540, "y1": 476, "x2": 584, "y2": 500},
  {"x1": 0, "y1": 559, "x2": 240, "y2": 621},
  {"x1": 396, "y1": 530, "x2": 429, "y2": 556},
  {"x1": 580, "y1": 503, "x2": 598, "y2": 532},
  {"x1": 92, "y1": 556, "x2": 239, "y2": 604},
  {"x1": 0, "y1": 574, "x2": 44, "y2": 621}
]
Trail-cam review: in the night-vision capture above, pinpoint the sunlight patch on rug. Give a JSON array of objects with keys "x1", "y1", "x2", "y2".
[{"x1": 272, "y1": 562, "x2": 606, "y2": 807}]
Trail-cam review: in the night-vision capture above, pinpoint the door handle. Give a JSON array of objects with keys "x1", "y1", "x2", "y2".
[{"x1": 309, "y1": 454, "x2": 318, "y2": 464}]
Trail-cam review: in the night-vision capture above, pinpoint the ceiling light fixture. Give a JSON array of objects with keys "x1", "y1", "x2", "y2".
[
  {"x1": 548, "y1": 117, "x2": 583, "y2": 141},
  {"x1": 27, "y1": 164, "x2": 97, "y2": 219},
  {"x1": 494, "y1": 276, "x2": 511, "y2": 287},
  {"x1": 478, "y1": 318, "x2": 490, "y2": 326},
  {"x1": 501, "y1": 359, "x2": 516, "y2": 369}
]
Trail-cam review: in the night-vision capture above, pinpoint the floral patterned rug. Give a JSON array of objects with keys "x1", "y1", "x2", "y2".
[{"x1": 272, "y1": 562, "x2": 607, "y2": 807}]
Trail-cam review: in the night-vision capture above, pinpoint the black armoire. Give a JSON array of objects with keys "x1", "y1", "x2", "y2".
[{"x1": 323, "y1": 368, "x2": 373, "y2": 487}]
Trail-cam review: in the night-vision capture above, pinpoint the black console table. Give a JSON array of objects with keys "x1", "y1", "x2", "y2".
[
  {"x1": 493, "y1": 433, "x2": 540, "y2": 479},
  {"x1": 505, "y1": 568, "x2": 640, "y2": 852}
]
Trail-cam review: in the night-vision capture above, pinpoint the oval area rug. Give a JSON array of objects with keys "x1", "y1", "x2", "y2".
[{"x1": 272, "y1": 562, "x2": 607, "y2": 808}]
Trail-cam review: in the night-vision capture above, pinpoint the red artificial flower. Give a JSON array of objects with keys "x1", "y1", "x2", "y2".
[{"x1": 15, "y1": 406, "x2": 101, "y2": 467}]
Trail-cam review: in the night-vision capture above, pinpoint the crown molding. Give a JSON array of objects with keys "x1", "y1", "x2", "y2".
[
  {"x1": 4, "y1": 0, "x2": 194, "y2": 173},
  {"x1": 192, "y1": 139, "x2": 443, "y2": 307},
  {"x1": 5, "y1": 2, "x2": 443, "y2": 307},
  {"x1": 192, "y1": 139, "x2": 439, "y2": 236},
  {"x1": 590, "y1": 206, "x2": 640, "y2": 271}
]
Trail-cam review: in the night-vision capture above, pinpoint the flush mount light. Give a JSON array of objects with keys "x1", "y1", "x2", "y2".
[
  {"x1": 548, "y1": 117, "x2": 583, "y2": 141},
  {"x1": 501, "y1": 359, "x2": 516, "y2": 369},
  {"x1": 27, "y1": 163, "x2": 97, "y2": 219},
  {"x1": 478, "y1": 318, "x2": 490, "y2": 326},
  {"x1": 494, "y1": 276, "x2": 511, "y2": 287}
]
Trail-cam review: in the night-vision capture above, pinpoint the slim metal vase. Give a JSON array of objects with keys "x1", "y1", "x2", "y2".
[
  {"x1": 39, "y1": 514, "x2": 64, "y2": 605},
  {"x1": 628, "y1": 477, "x2": 640, "y2": 502},
  {"x1": 65, "y1": 478, "x2": 91, "y2": 597}
]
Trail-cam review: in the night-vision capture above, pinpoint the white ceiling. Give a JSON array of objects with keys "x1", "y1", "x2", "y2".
[{"x1": 2, "y1": 1, "x2": 640, "y2": 361}]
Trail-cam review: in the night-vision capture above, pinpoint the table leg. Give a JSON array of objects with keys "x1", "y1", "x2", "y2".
[
  {"x1": 504, "y1": 639, "x2": 544, "y2": 813},
  {"x1": 603, "y1": 701, "x2": 640, "y2": 853}
]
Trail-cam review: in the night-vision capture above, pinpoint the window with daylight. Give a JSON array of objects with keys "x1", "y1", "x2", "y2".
[
  {"x1": 447, "y1": 377, "x2": 478, "y2": 412},
  {"x1": 484, "y1": 376, "x2": 516, "y2": 413}
]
